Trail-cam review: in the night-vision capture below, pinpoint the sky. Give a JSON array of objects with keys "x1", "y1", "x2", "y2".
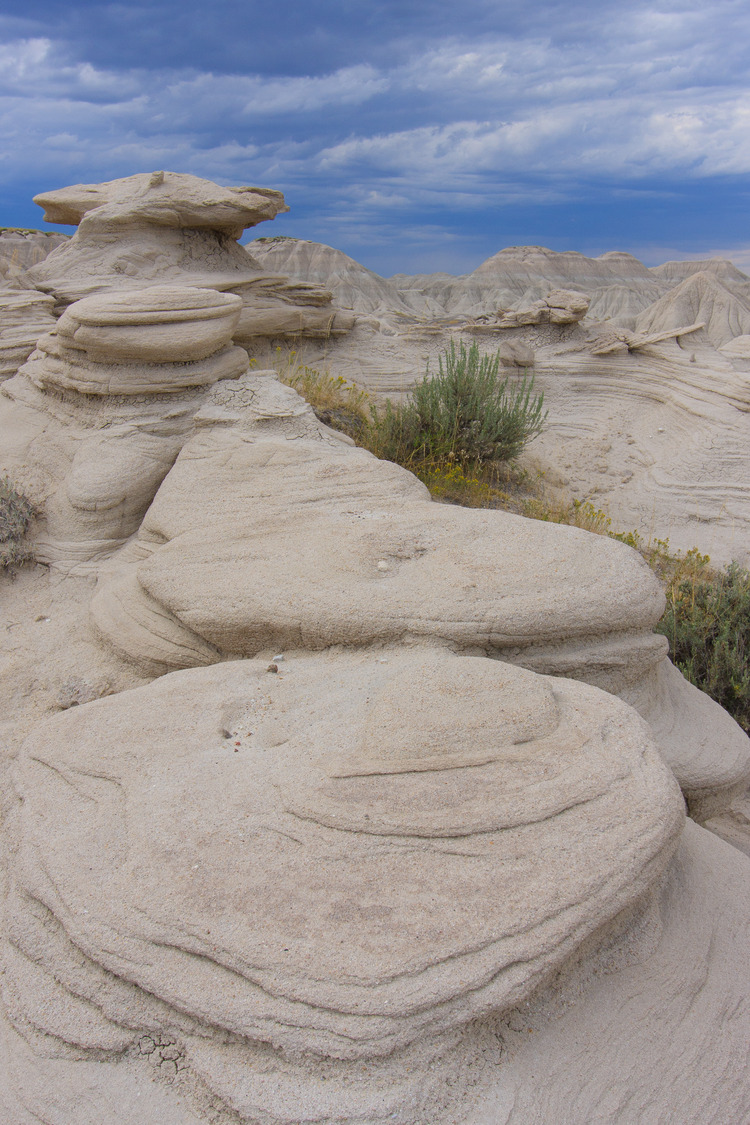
[{"x1": 1, "y1": 0, "x2": 749, "y2": 276}]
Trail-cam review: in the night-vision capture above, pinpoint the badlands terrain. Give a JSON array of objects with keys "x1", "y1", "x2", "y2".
[
  {"x1": 0, "y1": 172, "x2": 749, "y2": 1125},
  {"x1": 247, "y1": 235, "x2": 750, "y2": 566}
]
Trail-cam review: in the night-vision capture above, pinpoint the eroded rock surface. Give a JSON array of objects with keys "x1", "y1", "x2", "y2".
[
  {"x1": 468, "y1": 820, "x2": 750, "y2": 1125},
  {"x1": 24, "y1": 286, "x2": 247, "y2": 395},
  {"x1": 2, "y1": 188, "x2": 750, "y2": 1124},
  {"x1": 0, "y1": 291, "x2": 56, "y2": 382},
  {"x1": 91, "y1": 371, "x2": 750, "y2": 816},
  {"x1": 1, "y1": 650, "x2": 685, "y2": 1121}
]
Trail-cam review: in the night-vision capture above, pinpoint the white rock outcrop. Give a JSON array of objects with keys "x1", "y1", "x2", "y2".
[
  {"x1": 1, "y1": 178, "x2": 750, "y2": 1125},
  {"x1": 636, "y1": 270, "x2": 750, "y2": 348},
  {"x1": 2, "y1": 650, "x2": 684, "y2": 1120},
  {"x1": 90, "y1": 371, "x2": 750, "y2": 822},
  {"x1": 0, "y1": 290, "x2": 56, "y2": 382}
]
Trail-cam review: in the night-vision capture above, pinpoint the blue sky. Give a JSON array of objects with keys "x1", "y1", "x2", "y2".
[{"x1": 1, "y1": 0, "x2": 749, "y2": 275}]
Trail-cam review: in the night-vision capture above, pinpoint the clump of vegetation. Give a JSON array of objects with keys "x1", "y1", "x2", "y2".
[
  {"x1": 271, "y1": 348, "x2": 372, "y2": 440},
  {"x1": 511, "y1": 493, "x2": 750, "y2": 732},
  {"x1": 366, "y1": 341, "x2": 547, "y2": 471},
  {"x1": 416, "y1": 461, "x2": 516, "y2": 508},
  {"x1": 0, "y1": 476, "x2": 36, "y2": 573},
  {"x1": 656, "y1": 561, "x2": 750, "y2": 733}
]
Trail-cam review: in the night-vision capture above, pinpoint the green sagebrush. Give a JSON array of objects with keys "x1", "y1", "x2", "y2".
[
  {"x1": 656, "y1": 562, "x2": 750, "y2": 733},
  {"x1": 369, "y1": 340, "x2": 547, "y2": 468}
]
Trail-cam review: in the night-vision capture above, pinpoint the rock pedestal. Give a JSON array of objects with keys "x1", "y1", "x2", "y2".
[
  {"x1": 3, "y1": 285, "x2": 250, "y2": 564},
  {"x1": 28, "y1": 171, "x2": 356, "y2": 342}
]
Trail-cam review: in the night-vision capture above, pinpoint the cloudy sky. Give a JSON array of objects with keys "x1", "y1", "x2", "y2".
[{"x1": 1, "y1": 0, "x2": 749, "y2": 275}]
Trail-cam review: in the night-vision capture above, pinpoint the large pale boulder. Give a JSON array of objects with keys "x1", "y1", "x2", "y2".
[
  {"x1": 497, "y1": 287, "x2": 589, "y2": 327},
  {"x1": 1, "y1": 649, "x2": 684, "y2": 1121},
  {"x1": 91, "y1": 371, "x2": 750, "y2": 816}
]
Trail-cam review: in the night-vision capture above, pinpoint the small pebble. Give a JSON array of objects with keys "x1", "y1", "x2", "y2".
[
  {"x1": 267, "y1": 663, "x2": 279, "y2": 674},
  {"x1": 273, "y1": 654, "x2": 284, "y2": 662}
]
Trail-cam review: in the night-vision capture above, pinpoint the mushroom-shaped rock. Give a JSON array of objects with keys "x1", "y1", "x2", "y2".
[
  {"x1": 4, "y1": 652, "x2": 684, "y2": 1098},
  {"x1": 26, "y1": 172, "x2": 356, "y2": 343},
  {"x1": 33, "y1": 171, "x2": 288, "y2": 236}
]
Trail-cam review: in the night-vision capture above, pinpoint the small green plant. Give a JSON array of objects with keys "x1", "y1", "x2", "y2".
[
  {"x1": 368, "y1": 341, "x2": 547, "y2": 470},
  {"x1": 415, "y1": 461, "x2": 514, "y2": 508},
  {"x1": 656, "y1": 562, "x2": 750, "y2": 733},
  {"x1": 0, "y1": 476, "x2": 35, "y2": 573}
]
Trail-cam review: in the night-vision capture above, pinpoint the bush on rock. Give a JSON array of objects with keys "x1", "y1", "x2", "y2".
[
  {"x1": 658, "y1": 562, "x2": 750, "y2": 733},
  {"x1": 369, "y1": 340, "x2": 547, "y2": 470}
]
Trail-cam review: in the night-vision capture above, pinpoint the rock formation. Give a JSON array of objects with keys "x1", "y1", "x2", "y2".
[
  {"x1": 1, "y1": 284, "x2": 249, "y2": 565},
  {"x1": 0, "y1": 291, "x2": 56, "y2": 382},
  {"x1": 89, "y1": 371, "x2": 750, "y2": 825},
  {"x1": 1, "y1": 173, "x2": 750, "y2": 1124},
  {"x1": 0, "y1": 173, "x2": 357, "y2": 566},
  {"x1": 28, "y1": 171, "x2": 355, "y2": 343},
  {"x1": 2, "y1": 651, "x2": 685, "y2": 1122},
  {"x1": 495, "y1": 287, "x2": 589, "y2": 327}
]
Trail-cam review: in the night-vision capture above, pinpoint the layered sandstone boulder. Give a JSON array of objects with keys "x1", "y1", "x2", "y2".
[
  {"x1": 91, "y1": 371, "x2": 750, "y2": 819},
  {"x1": 1, "y1": 286, "x2": 251, "y2": 564},
  {"x1": 2, "y1": 649, "x2": 685, "y2": 1120},
  {"x1": 23, "y1": 286, "x2": 247, "y2": 395},
  {"x1": 497, "y1": 287, "x2": 590, "y2": 327}
]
